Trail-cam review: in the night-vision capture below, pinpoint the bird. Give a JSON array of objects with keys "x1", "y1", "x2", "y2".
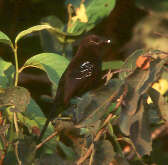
[{"x1": 38, "y1": 35, "x2": 111, "y2": 141}]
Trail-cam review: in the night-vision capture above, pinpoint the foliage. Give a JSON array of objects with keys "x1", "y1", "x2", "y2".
[{"x1": 0, "y1": 0, "x2": 168, "y2": 165}]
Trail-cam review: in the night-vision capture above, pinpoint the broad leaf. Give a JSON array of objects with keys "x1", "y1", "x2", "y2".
[
  {"x1": 0, "y1": 57, "x2": 15, "y2": 88},
  {"x1": 74, "y1": 79, "x2": 123, "y2": 126},
  {"x1": 25, "y1": 99, "x2": 57, "y2": 153},
  {"x1": 18, "y1": 137, "x2": 36, "y2": 165},
  {"x1": 22, "y1": 53, "x2": 69, "y2": 85},
  {"x1": 41, "y1": 16, "x2": 80, "y2": 44},
  {"x1": 119, "y1": 50, "x2": 168, "y2": 136},
  {"x1": 119, "y1": 49, "x2": 145, "y2": 80},
  {"x1": 66, "y1": 0, "x2": 116, "y2": 34},
  {"x1": 0, "y1": 86, "x2": 30, "y2": 112},
  {"x1": 129, "y1": 96, "x2": 152, "y2": 156},
  {"x1": 0, "y1": 31, "x2": 13, "y2": 47},
  {"x1": 58, "y1": 141, "x2": 77, "y2": 160},
  {"x1": 94, "y1": 140, "x2": 115, "y2": 165},
  {"x1": 15, "y1": 24, "x2": 53, "y2": 44}
]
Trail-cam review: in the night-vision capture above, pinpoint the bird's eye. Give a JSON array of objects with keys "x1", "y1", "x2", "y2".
[{"x1": 107, "y1": 39, "x2": 111, "y2": 43}]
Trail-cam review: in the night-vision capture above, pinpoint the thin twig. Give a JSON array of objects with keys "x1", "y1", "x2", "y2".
[
  {"x1": 67, "y1": 3, "x2": 73, "y2": 28},
  {"x1": 14, "y1": 141, "x2": 22, "y2": 165},
  {"x1": 0, "y1": 153, "x2": 5, "y2": 165},
  {"x1": 152, "y1": 122, "x2": 168, "y2": 140},
  {"x1": 76, "y1": 91, "x2": 126, "y2": 165},
  {"x1": 108, "y1": 123, "x2": 124, "y2": 158},
  {"x1": 89, "y1": 145, "x2": 95, "y2": 165},
  {"x1": 77, "y1": 128, "x2": 105, "y2": 165},
  {"x1": 102, "y1": 113, "x2": 113, "y2": 128},
  {"x1": 35, "y1": 131, "x2": 58, "y2": 151}
]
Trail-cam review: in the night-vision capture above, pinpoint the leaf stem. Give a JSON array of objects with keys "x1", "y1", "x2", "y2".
[{"x1": 108, "y1": 122, "x2": 124, "y2": 158}]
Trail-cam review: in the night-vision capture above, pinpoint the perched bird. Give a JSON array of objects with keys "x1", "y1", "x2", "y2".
[{"x1": 38, "y1": 35, "x2": 111, "y2": 141}]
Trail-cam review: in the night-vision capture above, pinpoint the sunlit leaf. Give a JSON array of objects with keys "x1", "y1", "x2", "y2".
[
  {"x1": 22, "y1": 53, "x2": 69, "y2": 85},
  {"x1": 15, "y1": 24, "x2": 53, "y2": 44},
  {"x1": 58, "y1": 141, "x2": 77, "y2": 160},
  {"x1": 66, "y1": 0, "x2": 116, "y2": 33}
]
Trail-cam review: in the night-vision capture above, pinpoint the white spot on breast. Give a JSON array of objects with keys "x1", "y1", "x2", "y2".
[
  {"x1": 81, "y1": 61, "x2": 90, "y2": 67},
  {"x1": 75, "y1": 61, "x2": 94, "y2": 79}
]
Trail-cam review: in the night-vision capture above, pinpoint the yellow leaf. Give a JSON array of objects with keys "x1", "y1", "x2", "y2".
[
  {"x1": 72, "y1": 3, "x2": 88, "y2": 23},
  {"x1": 147, "y1": 79, "x2": 168, "y2": 104}
]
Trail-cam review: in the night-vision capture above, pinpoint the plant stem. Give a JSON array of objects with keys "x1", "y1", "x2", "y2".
[
  {"x1": 13, "y1": 44, "x2": 19, "y2": 86},
  {"x1": 14, "y1": 112, "x2": 19, "y2": 136},
  {"x1": 14, "y1": 141, "x2": 22, "y2": 165},
  {"x1": 108, "y1": 122, "x2": 124, "y2": 158}
]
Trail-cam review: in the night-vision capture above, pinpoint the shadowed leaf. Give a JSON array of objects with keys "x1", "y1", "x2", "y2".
[
  {"x1": 119, "y1": 49, "x2": 145, "y2": 80},
  {"x1": 0, "y1": 86, "x2": 30, "y2": 112},
  {"x1": 0, "y1": 31, "x2": 13, "y2": 47},
  {"x1": 74, "y1": 79, "x2": 123, "y2": 127},
  {"x1": 129, "y1": 96, "x2": 152, "y2": 156},
  {"x1": 93, "y1": 140, "x2": 115, "y2": 165},
  {"x1": 119, "y1": 50, "x2": 168, "y2": 136},
  {"x1": 0, "y1": 57, "x2": 15, "y2": 88}
]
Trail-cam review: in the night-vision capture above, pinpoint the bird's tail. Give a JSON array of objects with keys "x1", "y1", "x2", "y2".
[{"x1": 37, "y1": 102, "x2": 64, "y2": 142}]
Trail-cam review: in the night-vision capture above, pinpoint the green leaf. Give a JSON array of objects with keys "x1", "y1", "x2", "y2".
[
  {"x1": 17, "y1": 113, "x2": 39, "y2": 134},
  {"x1": 18, "y1": 137, "x2": 36, "y2": 165},
  {"x1": 26, "y1": 98, "x2": 45, "y2": 118},
  {"x1": 25, "y1": 98, "x2": 54, "y2": 135},
  {"x1": 0, "y1": 86, "x2": 30, "y2": 112},
  {"x1": 102, "y1": 61, "x2": 124, "y2": 70},
  {"x1": 66, "y1": 0, "x2": 116, "y2": 34},
  {"x1": 119, "y1": 49, "x2": 145, "y2": 80},
  {"x1": 58, "y1": 141, "x2": 76, "y2": 160},
  {"x1": 15, "y1": 24, "x2": 53, "y2": 44},
  {"x1": 22, "y1": 53, "x2": 69, "y2": 85},
  {"x1": 25, "y1": 99, "x2": 57, "y2": 152},
  {"x1": 94, "y1": 140, "x2": 115, "y2": 164},
  {"x1": 0, "y1": 31, "x2": 13, "y2": 47},
  {"x1": 0, "y1": 57, "x2": 15, "y2": 88}
]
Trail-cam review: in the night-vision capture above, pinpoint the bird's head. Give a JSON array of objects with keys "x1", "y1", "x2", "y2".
[
  {"x1": 74, "y1": 34, "x2": 111, "y2": 59},
  {"x1": 81, "y1": 34, "x2": 111, "y2": 47},
  {"x1": 79, "y1": 35, "x2": 111, "y2": 56}
]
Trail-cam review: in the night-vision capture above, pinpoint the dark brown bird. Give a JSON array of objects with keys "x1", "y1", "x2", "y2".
[{"x1": 38, "y1": 35, "x2": 111, "y2": 141}]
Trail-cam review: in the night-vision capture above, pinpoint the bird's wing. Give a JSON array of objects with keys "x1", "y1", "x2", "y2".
[
  {"x1": 72, "y1": 61, "x2": 94, "y2": 80},
  {"x1": 63, "y1": 60, "x2": 98, "y2": 104}
]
